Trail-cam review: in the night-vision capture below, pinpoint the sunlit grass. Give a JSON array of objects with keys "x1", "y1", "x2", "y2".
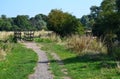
[
  {"x1": 0, "y1": 43, "x2": 38, "y2": 79},
  {"x1": 36, "y1": 39, "x2": 120, "y2": 79}
]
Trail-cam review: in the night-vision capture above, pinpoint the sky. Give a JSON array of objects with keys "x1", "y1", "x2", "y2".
[{"x1": 0, "y1": 0, "x2": 103, "y2": 18}]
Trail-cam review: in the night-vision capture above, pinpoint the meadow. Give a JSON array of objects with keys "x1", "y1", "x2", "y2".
[
  {"x1": 0, "y1": 32, "x2": 38, "y2": 79},
  {"x1": 0, "y1": 31, "x2": 120, "y2": 79},
  {"x1": 35, "y1": 35, "x2": 120, "y2": 79}
]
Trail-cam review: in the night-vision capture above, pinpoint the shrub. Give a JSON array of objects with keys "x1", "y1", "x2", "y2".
[
  {"x1": 66, "y1": 35, "x2": 107, "y2": 55},
  {"x1": 112, "y1": 47, "x2": 120, "y2": 60},
  {"x1": 0, "y1": 42, "x2": 13, "y2": 61}
]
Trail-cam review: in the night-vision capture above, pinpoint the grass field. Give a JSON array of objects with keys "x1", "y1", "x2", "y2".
[
  {"x1": 36, "y1": 38, "x2": 120, "y2": 79},
  {"x1": 0, "y1": 43, "x2": 38, "y2": 79}
]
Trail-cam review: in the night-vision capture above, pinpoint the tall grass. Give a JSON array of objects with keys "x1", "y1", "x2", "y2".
[
  {"x1": 35, "y1": 33, "x2": 62, "y2": 43},
  {"x1": 0, "y1": 31, "x2": 14, "y2": 41},
  {"x1": 66, "y1": 35, "x2": 107, "y2": 55},
  {"x1": 0, "y1": 31, "x2": 15, "y2": 61},
  {"x1": 0, "y1": 42, "x2": 13, "y2": 61},
  {"x1": 48, "y1": 33, "x2": 61, "y2": 43}
]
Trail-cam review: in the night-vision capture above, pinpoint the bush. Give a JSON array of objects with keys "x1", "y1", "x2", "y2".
[
  {"x1": 0, "y1": 42, "x2": 13, "y2": 61},
  {"x1": 66, "y1": 35, "x2": 107, "y2": 55},
  {"x1": 112, "y1": 47, "x2": 120, "y2": 60},
  {"x1": 8, "y1": 35, "x2": 17, "y2": 43},
  {"x1": 47, "y1": 9, "x2": 84, "y2": 36}
]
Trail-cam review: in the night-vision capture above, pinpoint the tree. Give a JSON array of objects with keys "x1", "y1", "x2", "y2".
[
  {"x1": 48, "y1": 9, "x2": 84, "y2": 36},
  {"x1": 14, "y1": 15, "x2": 32, "y2": 31},
  {"x1": 91, "y1": 0, "x2": 120, "y2": 54},
  {"x1": 81, "y1": 6, "x2": 101, "y2": 30},
  {"x1": 30, "y1": 14, "x2": 47, "y2": 30},
  {"x1": 0, "y1": 15, "x2": 12, "y2": 31},
  {"x1": 101, "y1": 0, "x2": 116, "y2": 14},
  {"x1": 116, "y1": 0, "x2": 120, "y2": 12},
  {"x1": 80, "y1": 15, "x2": 90, "y2": 29}
]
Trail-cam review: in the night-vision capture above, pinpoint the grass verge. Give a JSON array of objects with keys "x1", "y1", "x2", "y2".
[
  {"x1": 37, "y1": 40, "x2": 120, "y2": 79},
  {"x1": 47, "y1": 52, "x2": 64, "y2": 79},
  {"x1": 0, "y1": 43, "x2": 38, "y2": 79}
]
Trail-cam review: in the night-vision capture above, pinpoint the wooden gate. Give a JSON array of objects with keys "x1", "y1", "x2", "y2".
[
  {"x1": 14, "y1": 31, "x2": 22, "y2": 40},
  {"x1": 24, "y1": 31, "x2": 34, "y2": 41}
]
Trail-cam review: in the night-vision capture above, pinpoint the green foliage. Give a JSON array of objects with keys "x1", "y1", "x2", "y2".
[
  {"x1": 112, "y1": 47, "x2": 120, "y2": 60},
  {"x1": 30, "y1": 14, "x2": 48, "y2": 30},
  {"x1": 80, "y1": 15, "x2": 91, "y2": 29},
  {"x1": 34, "y1": 38, "x2": 52, "y2": 43},
  {"x1": 14, "y1": 15, "x2": 33, "y2": 31},
  {"x1": 82, "y1": 0, "x2": 120, "y2": 55},
  {"x1": 101, "y1": 0, "x2": 116, "y2": 13},
  {"x1": 116, "y1": 0, "x2": 120, "y2": 12},
  {"x1": 0, "y1": 15, "x2": 12, "y2": 31},
  {"x1": 7, "y1": 35, "x2": 17, "y2": 43},
  {"x1": 0, "y1": 14, "x2": 48, "y2": 31},
  {"x1": 48, "y1": 9, "x2": 84, "y2": 36},
  {"x1": 0, "y1": 43, "x2": 38, "y2": 79}
]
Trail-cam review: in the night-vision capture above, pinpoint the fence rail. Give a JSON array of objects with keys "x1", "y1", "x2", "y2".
[{"x1": 14, "y1": 31, "x2": 34, "y2": 41}]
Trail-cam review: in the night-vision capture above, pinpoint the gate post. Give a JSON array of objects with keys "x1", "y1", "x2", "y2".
[{"x1": 14, "y1": 31, "x2": 22, "y2": 41}]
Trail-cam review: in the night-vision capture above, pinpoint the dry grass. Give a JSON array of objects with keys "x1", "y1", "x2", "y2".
[
  {"x1": 34, "y1": 30, "x2": 53, "y2": 37},
  {"x1": 0, "y1": 31, "x2": 14, "y2": 41},
  {"x1": 0, "y1": 30, "x2": 53, "y2": 39},
  {"x1": 66, "y1": 35, "x2": 107, "y2": 55},
  {"x1": 48, "y1": 33, "x2": 61, "y2": 43},
  {"x1": 0, "y1": 31, "x2": 14, "y2": 61},
  {"x1": 35, "y1": 30, "x2": 61, "y2": 43},
  {"x1": 0, "y1": 49, "x2": 6, "y2": 61}
]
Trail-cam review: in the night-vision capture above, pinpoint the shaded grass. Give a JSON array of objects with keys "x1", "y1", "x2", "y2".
[
  {"x1": 0, "y1": 43, "x2": 38, "y2": 79},
  {"x1": 46, "y1": 52, "x2": 64, "y2": 79},
  {"x1": 38, "y1": 41, "x2": 120, "y2": 79}
]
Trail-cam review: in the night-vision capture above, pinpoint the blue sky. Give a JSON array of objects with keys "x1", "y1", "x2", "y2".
[{"x1": 0, "y1": 0, "x2": 103, "y2": 18}]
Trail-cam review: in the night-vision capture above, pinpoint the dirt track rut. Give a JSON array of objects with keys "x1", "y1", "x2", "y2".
[{"x1": 23, "y1": 42, "x2": 53, "y2": 79}]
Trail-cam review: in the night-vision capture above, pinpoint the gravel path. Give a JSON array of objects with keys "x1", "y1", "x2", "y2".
[{"x1": 23, "y1": 42, "x2": 53, "y2": 79}]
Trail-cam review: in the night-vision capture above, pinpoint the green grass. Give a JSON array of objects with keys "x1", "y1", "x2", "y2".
[
  {"x1": 46, "y1": 52, "x2": 64, "y2": 79},
  {"x1": 0, "y1": 43, "x2": 38, "y2": 79},
  {"x1": 37, "y1": 40, "x2": 120, "y2": 79},
  {"x1": 34, "y1": 38, "x2": 52, "y2": 43}
]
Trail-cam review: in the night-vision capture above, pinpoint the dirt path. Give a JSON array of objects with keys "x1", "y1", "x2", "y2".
[{"x1": 23, "y1": 42, "x2": 53, "y2": 79}]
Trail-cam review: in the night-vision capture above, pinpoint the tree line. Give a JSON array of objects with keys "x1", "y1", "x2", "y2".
[
  {"x1": 0, "y1": 14, "x2": 48, "y2": 31},
  {"x1": 0, "y1": 0, "x2": 120, "y2": 42},
  {"x1": 0, "y1": 10, "x2": 84, "y2": 36},
  {"x1": 81, "y1": 0, "x2": 120, "y2": 54}
]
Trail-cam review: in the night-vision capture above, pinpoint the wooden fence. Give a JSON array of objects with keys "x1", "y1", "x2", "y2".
[
  {"x1": 14, "y1": 31, "x2": 34, "y2": 41},
  {"x1": 14, "y1": 31, "x2": 22, "y2": 40},
  {"x1": 24, "y1": 31, "x2": 34, "y2": 41}
]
